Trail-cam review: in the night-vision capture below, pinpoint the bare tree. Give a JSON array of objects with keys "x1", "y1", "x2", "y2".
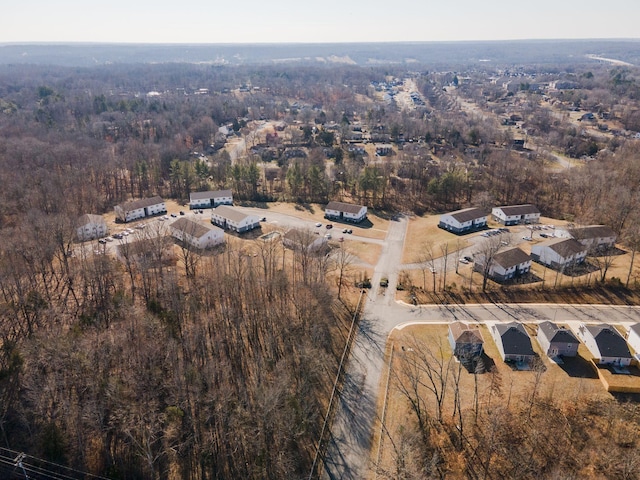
[
  {"x1": 331, "y1": 241, "x2": 356, "y2": 299},
  {"x1": 415, "y1": 241, "x2": 438, "y2": 292},
  {"x1": 473, "y1": 235, "x2": 505, "y2": 292}
]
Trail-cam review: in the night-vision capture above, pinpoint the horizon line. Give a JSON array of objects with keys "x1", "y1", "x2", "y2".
[{"x1": 1, "y1": 37, "x2": 640, "y2": 47}]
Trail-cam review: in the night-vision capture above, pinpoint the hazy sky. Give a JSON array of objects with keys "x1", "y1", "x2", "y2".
[{"x1": 3, "y1": 0, "x2": 639, "y2": 44}]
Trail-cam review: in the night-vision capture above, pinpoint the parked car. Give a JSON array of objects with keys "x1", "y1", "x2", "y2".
[
  {"x1": 464, "y1": 256, "x2": 473, "y2": 262},
  {"x1": 380, "y1": 278, "x2": 389, "y2": 287},
  {"x1": 179, "y1": 211, "x2": 185, "y2": 215},
  {"x1": 171, "y1": 213, "x2": 177, "y2": 217},
  {"x1": 325, "y1": 233, "x2": 332, "y2": 239},
  {"x1": 346, "y1": 229, "x2": 353, "y2": 234},
  {"x1": 522, "y1": 236, "x2": 532, "y2": 241},
  {"x1": 326, "y1": 224, "x2": 333, "y2": 229},
  {"x1": 315, "y1": 222, "x2": 322, "y2": 227},
  {"x1": 343, "y1": 228, "x2": 349, "y2": 233},
  {"x1": 459, "y1": 258, "x2": 469, "y2": 264}
]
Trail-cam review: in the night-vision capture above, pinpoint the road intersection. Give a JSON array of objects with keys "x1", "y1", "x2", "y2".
[{"x1": 321, "y1": 214, "x2": 640, "y2": 479}]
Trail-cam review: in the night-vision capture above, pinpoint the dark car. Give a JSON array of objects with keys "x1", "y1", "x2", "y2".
[
  {"x1": 179, "y1": 211, "x2": 185, "y2": 215},
  {"x1": 326, "y1": 224, "x2": 333, "y2": 229}
]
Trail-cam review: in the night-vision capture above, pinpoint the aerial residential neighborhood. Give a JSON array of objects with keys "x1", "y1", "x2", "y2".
[{"x1": 5, "y1": 38, "x2": 640, "y2": 480}]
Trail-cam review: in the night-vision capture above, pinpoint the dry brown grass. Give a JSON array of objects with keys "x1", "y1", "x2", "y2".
[
  {"x1": 402, "y1": 214, "x2": 470, "y2": 264},
  {"x1": 371, "y1": 323, "x2": 611, "y2": 477}
]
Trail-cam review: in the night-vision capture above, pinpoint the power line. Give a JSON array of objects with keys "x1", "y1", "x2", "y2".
[{"x1": 0, "y1": 448, "x2": 113, "y2": 480}]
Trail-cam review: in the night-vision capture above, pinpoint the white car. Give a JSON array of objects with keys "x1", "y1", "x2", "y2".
[
  {"x1": 325, "y1": 233, "x2": 332, "y2": 240},
  {"x1": 315, "y1": 222, "x2": 322, "y2": 227}
]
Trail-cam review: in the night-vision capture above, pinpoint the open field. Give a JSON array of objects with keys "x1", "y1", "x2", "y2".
[{"x1": 402, "y1": 214, "x2": 470, "y2": 264}]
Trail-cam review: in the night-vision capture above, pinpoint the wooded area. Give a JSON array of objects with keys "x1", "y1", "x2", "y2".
[{"x1": 1, "y1": 53, "x2": 640, "y2": 478}]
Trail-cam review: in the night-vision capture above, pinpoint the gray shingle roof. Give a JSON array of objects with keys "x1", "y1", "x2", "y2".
[
  {"x1": 448, "y1": 207, "x2": 486, "y2": 223},
  {"x1": 585, "y1": 324, "x2": 631, "y2": 358},
  {"x1": 493, "y1": 247, "x2": 531, "y2": 269},
  {"x1": 325, "y1": 201, "x2": 366, "y2": 215},
  {"x1": 569, "y1": 225, "x2": 616, "y2": 240},
  {"x1": 538, "y1": 321, "x2": 580, "y2": 344},
  {"x1": 118, "y1": 196, "x2": 164, "y2": 212},
  {"x1": 170, "y1": 217, "x2": 221, "y2": 239},
  {"x1": 190, "y1": 189, "x2": 232, "y2": 201},
  {"x1": 495, "y1": 204, "x2": 540, "y2": 216},
  {"x1": 213, "y1": 205, "x2": 254, "y2": 223},
  {"x1": 541, "y1": 238, "x2": 586, "y2": 257},
  {"x1": 494, "y1": 322, "x2": 535, "y2": 356}
]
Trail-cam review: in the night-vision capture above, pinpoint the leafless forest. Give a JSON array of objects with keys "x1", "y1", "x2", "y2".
[{"x1": 1, "y1": 45, "x2": 640, "y2": 478}]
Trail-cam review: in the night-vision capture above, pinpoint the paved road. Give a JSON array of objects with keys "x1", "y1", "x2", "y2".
[
  {"x1": 321, "y1": 214, "x2": 640, "y2": 479},
  {"x1": 322, "y1": 215, "x2": 408, "y2": 479}
]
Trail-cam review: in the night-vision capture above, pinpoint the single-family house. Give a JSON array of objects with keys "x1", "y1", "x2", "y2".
[
  {"x1": 189, "y1": 190, "x2": 233, "y2": 210},
  {"x1": 491, "y1": 204, "x2": 540, "y2": 225},
  {"x1": 576, "y1": 323, "x2": 632, "y2": 366},
  {"x1": 555, "y1": 225, "x2": 617, "y2": 251},
  {"x1": 448, "y1": 322, "x2": 484, "y2": 359},
  {"x1": 324, "y1": 201, "x2": 368, "y2": 223},
  {"x1": 474, "y1": 247, "x2": 532, "y2": 282},
  {"x1": 531, "y1": 238, "x2": 587, "y2": 270},
  {"x1": 210, "y1": 206, "x2": 261, "y2": 233},
  {"x1": 626, "y1": 324, "x2": 640, "y2": 359},
  {"x1": 114, "y1": 196, "x2": 166, "y2": 223},
  {"x1": 536, "y1": 321, "x2": 580, "y2": 358},
  {"x1": 491, "y1": 322, "x2": 536, "y2": 363},
  {"x1": 438, "y1": 207, "x2": 487, "y2": 234},
  {"x1": 170, "y1": 217, "x2": 225, "y2": 249},
  {"x1": 283, "y1": 229, "x2": 327, "y2": 252},
  {"x1": 76, "y1": 214, "x2": 108, "y2": 241}
]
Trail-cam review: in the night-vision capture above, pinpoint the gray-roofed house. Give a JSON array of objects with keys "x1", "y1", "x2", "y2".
[
  {"x1": 76, "y1": 214, "x2": 108, "y2": 241},
  {"x1": 531, "y1": 238, "x2": 587, "y2": 270},
  {"x1": 474, "y1": 247, "x2": 532, "y2": 282},
  {"x1": 324, "y1": 201, "x2": 367, "y2": 223},
  {"x1": 169, "y1": 217, "x2": 225, "y2": 249},
  {"x1": 491, "y1": 204, "x2": 540, "y2": 225},
  {"x1": 210, "y1": 206, "x2": 261, "y2": 233},
  {"x1": 626, "y1": 324, "x2": 640, "y2": 360},
  {"x1": 491, "y1": 322, "x2": 536, "y2": 362},
  {"x1": 536, "y1": 321, "x2": 580, "y2": 358},
  {"x1": 438, "y1": 207, "x2": 487, "y2": 234},
  {"x1": 555, "y1": 225, "x2": 617, "y2": 251},
  {"x1": 114, "y1": 196, "x2": 166, "y2": 223},
  {"x1": 189, "y1": 190, "x2": 233, "y2": 210},
  {"x1": 576, "y1": 323, "x2": 632, "y2": 366},
  {"x1": 448, "y1": 322, "x2": 484, "y2": 359}
]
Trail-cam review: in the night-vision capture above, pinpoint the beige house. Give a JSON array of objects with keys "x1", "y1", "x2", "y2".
[
  {"x1": 324, "y1": 201, "x2": 367, "y2": 223},
  {"x1": 170, "y1": 217, "x2": 225, "y2": 249},
  {"x1": 114, "y1": 196, "x2": 166, "y2": 223},
  {"x1": 210, "y1": 206, "x2": 261, "y2": 233}
]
